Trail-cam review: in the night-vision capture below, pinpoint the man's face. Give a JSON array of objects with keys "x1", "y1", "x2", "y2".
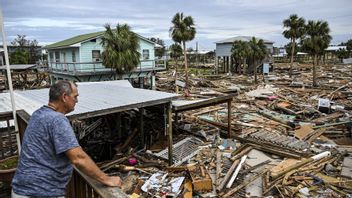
[{"x1": 63, "y1": 84, "x2": 79, "y2": 114}]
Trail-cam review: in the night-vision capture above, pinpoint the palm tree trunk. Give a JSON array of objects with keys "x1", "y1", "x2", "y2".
[
  {"x1": 254, "y1": 59, "x2": 258, "y2": 83},
  {"x1": 243, "y1": 58, "x2": 246, "y2": 74},
  {"x1": 313, "y1": 54, "x2": 317, "y2": 87},
  {"x1": 182, "y1": 41, "x2": 190, "y2": 96},
  {"x1": 289, "y1": 38, "x2": 295, "y2": 78}
]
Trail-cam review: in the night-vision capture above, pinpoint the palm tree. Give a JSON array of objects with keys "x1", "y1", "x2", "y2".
[
  {"x1": 301, "y1": 20, "x2": 331, "y2": 87},
  {"x1": 231, "y1": 40, "x2": 250, "y2": 74},
  {"x1": 283, "y1": 14, "x2": 306, "y2": 77},
  {"x1": 169, "y1": 12, "x2": 196, "y2": 96},
  {"x1": 346, "y1": 39, "x2": 352, "y2": 57},
  {"x1": 101, "y1": 23, "x2": 140, "y2": 77},
  {"x1": 169, "y1": 43, "x2": 183, "y2": 93},
  {"x1": 248, "y1": 37, "x2": 267, "y2": 83}
]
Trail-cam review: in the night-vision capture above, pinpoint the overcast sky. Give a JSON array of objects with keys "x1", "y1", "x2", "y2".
[{"x1": 1, "y1": 0, "x2": 351, "y2": 50}]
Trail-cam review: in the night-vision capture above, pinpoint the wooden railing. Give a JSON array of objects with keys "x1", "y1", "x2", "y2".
[
  {"x1": 49, "y1": 59, "x2": 166, "y2": 75},
  {"x1": 66, "y1": 168, "x2": 128, "y2": 198}
]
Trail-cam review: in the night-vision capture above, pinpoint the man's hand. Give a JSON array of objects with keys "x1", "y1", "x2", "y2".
[
  {"x1": 66, "y1": 147, "x2": 123, "y2": 188},
  {"x1": 103, "y1": 176, "x2": 123, "y2": 187}
]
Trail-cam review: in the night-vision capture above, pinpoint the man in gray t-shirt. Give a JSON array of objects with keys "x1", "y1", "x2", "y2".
[{"x1": 12, "y1": 80, "x2": 122, "y2": 197}]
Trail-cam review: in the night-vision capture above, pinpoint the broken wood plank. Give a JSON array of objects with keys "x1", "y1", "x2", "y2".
[
  {"x1": 217, "y1": 159, "x2": 239, "y2": 191},
  {"x1": 226, "y1": 155, "x2": 247, "y2": 189},
  {"x1": 215, "y1": 150, "x2": 222, "y2": 187},
  {"x1": 223, "y1": 168, "x2": 268, "y2": 198}
]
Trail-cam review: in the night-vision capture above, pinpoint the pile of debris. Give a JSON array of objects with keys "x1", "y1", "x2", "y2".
[{"x1": 101, "y1": 63, "x2": 351, "y2": 197}]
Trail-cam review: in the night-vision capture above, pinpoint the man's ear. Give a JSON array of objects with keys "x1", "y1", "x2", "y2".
[{"x1": 62, "y1": 93, "x2": 67, "y2": 103}]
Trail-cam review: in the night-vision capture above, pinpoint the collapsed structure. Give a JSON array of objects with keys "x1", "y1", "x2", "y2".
[{"x1": 0, "y1": 62, "x2": 351, "y2": 197}]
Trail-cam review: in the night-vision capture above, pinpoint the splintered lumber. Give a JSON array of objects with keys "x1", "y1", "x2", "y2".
[
  {"x1": 191, "y1": 107, "x2": 225, "y2": 116},
  {"x1": 183, "y1": 181, "x2": 193, "y2": 198},
  {"x1": 231, "y1": 145, "x2": 252, "y2": 161},
  {"x1": 306, "y1": 128, "x2": 326, "y2": 143},
  {"x1": 217, "y1": 159, "x2": 239, "y2": 191},
  {"x1": 223, "y1": 168, "x2": 268, "y2": 198},
  {"x1": 100, "y1": 157, "x2": 128, "y2": 172},
  {"x1": 226, "y1": 155, "x2": 247, "y2": 189},
  {"x1": 215, "y1": 150, "x2": 222, "y2": 187},
  {"x1": 188, "y1": 165, "x2": 213, "y2": 191},
  {"x1": 272, "y1": 151, "x2": 331, "y2": 179},
  {"x1": 294, "y1": 125, "x2": 315, "y2": 140}
]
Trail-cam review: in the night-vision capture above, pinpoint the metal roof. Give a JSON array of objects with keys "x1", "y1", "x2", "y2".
[
  {"x1": 0, "y1": 64, "x2": 36, "y2": 70},
  {"x1": 0, "y1": 80, "x2": 178, "y2": 120},
  {"x1": 215, "y1": 36, "x2": 274, "y2": 44},
  {"x1": 45, "y1": 31, "x2": 157, "y2": 49}
]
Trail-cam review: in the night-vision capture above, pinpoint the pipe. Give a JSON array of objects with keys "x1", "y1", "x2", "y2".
[{"x1": 0, "y1": 8, "x2": 21, "y2": 154}]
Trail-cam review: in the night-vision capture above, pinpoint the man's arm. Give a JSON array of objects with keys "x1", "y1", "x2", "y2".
[{"x1": 65, "y1": 147, "x2": 122, "y2": 187}]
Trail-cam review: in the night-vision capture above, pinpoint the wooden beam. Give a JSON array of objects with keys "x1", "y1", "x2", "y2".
[
  {"x1": 227, "y1": 100, "x2": 232, "y2": 138},
  {"x1": 139, "y1": 108, "x2": 144, "y2": 147}
]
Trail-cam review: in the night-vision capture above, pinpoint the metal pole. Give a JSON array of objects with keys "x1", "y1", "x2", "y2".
[{"x1": 0, "y1": 8, "x2": 21, "y2": 153}]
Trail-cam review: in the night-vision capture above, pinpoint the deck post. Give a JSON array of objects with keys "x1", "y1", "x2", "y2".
[
  {"x1": 139, "y1": 108, "x2": 144, "y2": 147},
  {"x1": 166, "y1": 102, "x2": 173, "y2": 165}
]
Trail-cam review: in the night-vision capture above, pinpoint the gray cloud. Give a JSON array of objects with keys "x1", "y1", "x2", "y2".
[{"x1": 1, "y1": 0, "x2": 351, "y2": 49}]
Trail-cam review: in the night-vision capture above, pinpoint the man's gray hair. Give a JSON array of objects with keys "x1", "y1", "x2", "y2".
[{"x1": 49, "y1": 80, "x2": 76, "y2": 102}]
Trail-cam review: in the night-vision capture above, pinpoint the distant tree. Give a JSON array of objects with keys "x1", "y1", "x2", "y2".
[
  {"x1": 336, "y1": 49, "x2": 349, "y2": 62},
  {"x1": 169, "y1": 12, "x2": 196, "y2": 96},
  {"x1": 9, "y1": 35, "x2": 40, "y2": 64},
  {"x1": 283, "y1": 14, "x2": 306, "y2": 77},
  {"x1": 11, "y1": 34, "x2": 29, "y2": 47},
  {"x1": 169, "y1": 43, "x2": 183, "y2": 93},
  {"x1": 101, "y1": 23, "x2": 140, "y2": 76},
  {"x1": 301, "y1": 20, "x2": 331, "y2": 87},
  {"x1": 187, "y1": 47, "x2": 194, "y2": 52},
  {"x1": 149, "y1": 37, "x2": 166, "y2": 58},
  {"x1": 10, "y1": 50, "x2": 29, "y2": 64},
  {"x1": 346, "y1": 39, "x2": 352, "y2": 57},
  {"x1": 273, "y1": 47, "x2": 280, "y2": 55},
  {"x1": 231, "y1": 40, "x2": 250, "y2": 74},
  {"x1": 248, "y1": 37, "x2": 267, "y2": 83},
  {"x1": 284, "y1": 42, "x2": 300, "y2": 58}
]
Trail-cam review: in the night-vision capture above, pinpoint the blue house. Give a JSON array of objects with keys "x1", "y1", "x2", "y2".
[{"x1": 45, "y1": 31, "x2": 165, "y2": 89}]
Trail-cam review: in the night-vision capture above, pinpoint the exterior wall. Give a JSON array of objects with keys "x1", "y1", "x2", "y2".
[
  {"x1": 264, "y1": 43, "x2": 274, "y2": 54},
  {"x1": 216, "y1": 43, "x2": 233, "y2": 57},
  {"x1": 48, "y1": 35, "x2": 162, "y2": 85},
  {"x1": 49, "y1": 48, "x2": 81, "y2": 71},
  {"x1": 79, "y1": 37, "x2": 156, "y2": 70},
  {"x1": 216, "y1": 42, "x2": 274, "y2": 58},
  {"x1": 138, "y1": 39, "x2": 155, "y2": 69},
  {"x1": 80, "y1": 38, "x2": 104, "y2": 71}
]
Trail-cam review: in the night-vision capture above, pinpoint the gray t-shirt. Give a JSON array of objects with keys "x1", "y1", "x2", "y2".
[{"x1": 12, "y1": 106, "x2": 80, "y2": 197}]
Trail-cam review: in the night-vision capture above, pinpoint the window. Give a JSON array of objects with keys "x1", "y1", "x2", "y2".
[
  {"x1": 72, "y1": 50, "x2": 76, "y2": 62},
  {"x1": 90, "y1": 39, "x2": 96, "y2": 43},
  {"x1": 49, "y1": 52, "x2": 54, "y2": 62},
  {"x1": 143, "y1": 49, "x2": 149, "y2": 60},
  {"x1": 92, "y1": 50, "x2": 101, "y2": 62},
  {"x1": 55, "y1": 52, "x2": 60, "y2": 62}
]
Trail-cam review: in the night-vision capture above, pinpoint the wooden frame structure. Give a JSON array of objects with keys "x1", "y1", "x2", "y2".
[
  {"x1": 14, "y1": 101, "x2": 175, "y2": 197},
  {"x1": 172, "y1": 94, "x2": 235, "y2": 137}
]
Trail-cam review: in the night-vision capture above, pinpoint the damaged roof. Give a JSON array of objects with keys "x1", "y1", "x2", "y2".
[
  {"x1": 0, "y1": 80, "x2": 178, "y2": 120},
  {"x1": 215, "y1": 36, "x2": 274, "y2": 44}
]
